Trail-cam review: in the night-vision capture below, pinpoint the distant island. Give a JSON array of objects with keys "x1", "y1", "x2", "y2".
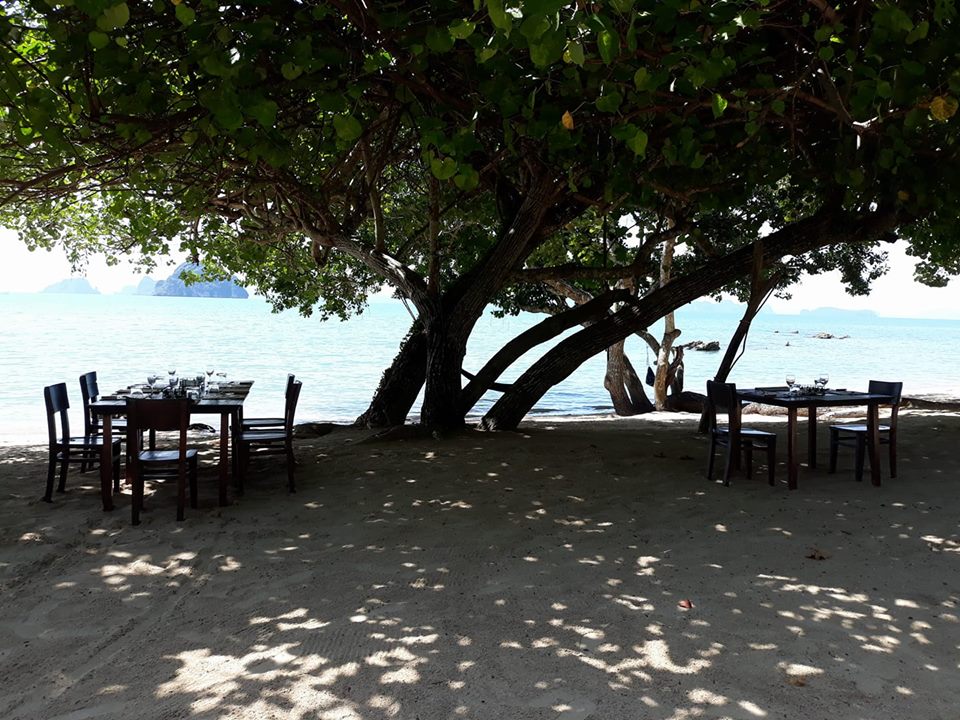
[
  {"x1": 152, "y1": 262, "x2": 248, "y2": 299},
  {"x1": 41, "y1": 277, "x2": 99, "y2": 294},
  {"x1": 118, "y1": 276, "x2": 157, "y2": 296}
]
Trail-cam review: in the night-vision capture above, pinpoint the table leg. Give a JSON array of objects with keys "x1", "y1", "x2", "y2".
[
  {"x1": 731, "y1": 400, "x2": 742, "y2": 471},
  {"x1": 101, "y1": 415, "x2": 114, "y2": 511},
  {"x1": 787, "y1": 407, "x2": 798, "y2": 490},
  {"x1": 867, "y1": 401, "x2": 881, "y2": 486},
  {"x1": 219, "y1": 411, "x2": 229, "y2": 506},
  {"x1": 807, "y1": 406, "x2": 818, "y2": 468}
]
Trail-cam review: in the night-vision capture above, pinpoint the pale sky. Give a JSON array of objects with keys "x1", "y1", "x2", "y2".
[{"x1": 2, "y1": 228, "x2": 960, "y2": 319}]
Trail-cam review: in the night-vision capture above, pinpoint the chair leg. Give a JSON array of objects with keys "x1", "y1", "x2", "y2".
[
  {"x1": 767, "y1": 438, "x2": 777, "y2": 486},
  {"x1": 706, "y1": 437, "x2": 717, "y2": 481},
  {"x1": 828, "y1": 429, "x2": 839, "y2": 473},
  {"x1": 57, "y1": 452, "x2": 69, "y2": 493},
  {"x1": 744, "y1": 445, "x2": 753, "y2": 479},
  {"x1": 722, "y1": 445, "x2": 735, "y2": 486},
  {"x1": 44, "y1": 453, "x2": 56, "y2": 502},
  {"x1": 286, "y1": 441, "x2": 296, "y2": 493},
  {"x1": 888, "y1": 433, "x2": 897, "y2": 478},
  {"x1": 176, "y1": 466, "x2": 186, "y2": 522},
  {"x1": 854, "y1": 436, "x2": 865, "y2": 482},
  {"x1": 189, "y1": 457, "x2": 198, "y2": 509},
  {"x1": 132, "y1": 474, "x2": 143, "y2": 526},
  {"x1": 236, "y1": 442, "x2": 247, "y2": 495},
  {"x1": 113, "y1": 453, "x2": 121, "y2": 493}
]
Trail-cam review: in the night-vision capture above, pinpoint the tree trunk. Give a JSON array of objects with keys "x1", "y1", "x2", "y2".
[
  {"x1": 480, "y1": 208, "x2": 898, "y2": 430},
  {"x1": 420, "y1": 314, "x2": 470, "y2": 431},
  {"x1": 355, "y1": 320, "x2": 427, "y2": 428},
  {"x1": 652, "y1": 231, "x2": 679, "y2": 410},
  {"x1": 604, "y1": 340, "x2": 654, "y2": 415},
  {"x1": 460, "y1": 289, "x2": 629, "y2": 415},
  {"x1": 417, "y1": 175, "x2": 560, "y2": 431}
]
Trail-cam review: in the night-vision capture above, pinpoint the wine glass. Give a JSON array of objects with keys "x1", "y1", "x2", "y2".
[
  {"x1": 785, "y1": 373, "x2": 796, "y2": 389},
  {"x1": 147, "y1": 374, "x2": 159, "y2": 394},
  {"x1": 817, "y1": 372, "x2": 829, "y2": 389}
]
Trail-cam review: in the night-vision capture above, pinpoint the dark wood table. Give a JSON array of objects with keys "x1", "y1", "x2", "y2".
[
  {"x1": 90, "y1": 383, "x2": 251, "y2": 512},
  {"x1": 735, "y1": 388, "x2": 895, "y2": 490}
]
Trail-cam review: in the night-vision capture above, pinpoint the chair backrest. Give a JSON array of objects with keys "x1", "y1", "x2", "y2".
[
  {"x1": 284, "y1": 381, "x2": 302, "y2": 432},
  {"x1": 705, "y1": 380, "x2": 736, "y2": 431},
  {"x1": 126, "y1": 398, "x2": 192, "y2": 433},
  {"x1": 285, "y1": 373, "x2": 296, "y2": 399},
  {"x1": 44, "y1": 382, "x2": 71, "y2": 447},
  {"x1": 79, "y1": 371, "x2": 100, "y2": 435},
  {"x1": 868, "y1": 380, "x2": 903, "y2": 428}
]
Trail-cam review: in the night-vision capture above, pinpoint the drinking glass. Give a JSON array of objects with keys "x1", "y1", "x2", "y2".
[
  {"x1": 817, "y1": 372, "x2": 829, "y2": 389},
  {"x1": 785, "y1": 374, "x2": 796, "y2": 389}
]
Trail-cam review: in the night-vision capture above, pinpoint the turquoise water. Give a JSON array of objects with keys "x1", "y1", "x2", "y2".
[{"x1": 3, "y1": 293, "x2": 959, "y2": 443}]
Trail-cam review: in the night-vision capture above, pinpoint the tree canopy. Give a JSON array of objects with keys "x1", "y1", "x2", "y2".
[{"x1": 2, "y1": 1, "x2": 960, "y2": 429}]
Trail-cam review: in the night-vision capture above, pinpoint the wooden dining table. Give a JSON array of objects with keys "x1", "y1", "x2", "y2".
[
  {"x1": 90, "y1": 382, "x2": 252, "y2": 512},
  {"x1": 734, "y1": 387, "x2": 896, "y2": 490}
]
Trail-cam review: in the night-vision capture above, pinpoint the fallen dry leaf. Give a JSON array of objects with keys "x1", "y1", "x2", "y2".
[
  {"x1": 677, "y1": 599, "x2": 694, "y2": 609},
  {"x1": 787, "y1": 675, "x2": 807, "y2": 687},
  {"x1": 805, "y1": 548, "x2": 830, "y2": 561}
]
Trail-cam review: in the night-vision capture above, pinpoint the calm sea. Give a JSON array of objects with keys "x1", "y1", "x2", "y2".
[{"x1": 3, "y1": 292, "x2": 959, "y2": 444}]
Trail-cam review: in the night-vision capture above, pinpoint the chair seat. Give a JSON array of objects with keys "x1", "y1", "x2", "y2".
[
  {"x1": 830, "y1": 423, "x2": 891, "y2": 433},
  {"x1": 716, "y1": 427, "x2": 777, "y2": 439},
  {"x1": 242, "y1": 417, "x2": 284, "y2": 429},
  {"x1": 139, "y1": 448, "x2": 199, "y2": 463},
  {"x1": 240, "y1": 429, "x2": 287, "y2": 443},
  {"x1": 61, "y1": 435, "x2": 120, "y2": 448}
]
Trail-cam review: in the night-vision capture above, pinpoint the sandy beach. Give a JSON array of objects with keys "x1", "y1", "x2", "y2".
[{"x1": 1, "y1": 410, "x2": 958, "y2": 720}]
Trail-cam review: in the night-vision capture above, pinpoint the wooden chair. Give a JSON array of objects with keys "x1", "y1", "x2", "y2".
[
  {"x1": 79, "y1": 371, "x2": 131, "y2": 469},
  {"x1": 125, "y1": 398, "x2": 198, "y2": 524},
  {"x1": 237, "y1": 380, "x2": 302, "y2": 493},
  {"x1": 43, "y1": 382, "x2": 121, "y2": 503},
  {"x1": 241, "y1": 373, "x2": 295, "y2": 430},
  {"x1": 705, "y1": 380, "x2": 777, "y2": 486},
  {"x1": 829, "y1": 380, "x2": 903, "y2": 482}
]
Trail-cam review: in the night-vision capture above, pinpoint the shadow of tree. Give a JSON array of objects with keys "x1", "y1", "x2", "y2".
[{"x1": 0, "y1": 414, "x2": 958, "y2": 719}]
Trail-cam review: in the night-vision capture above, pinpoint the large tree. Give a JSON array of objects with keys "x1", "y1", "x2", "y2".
[{"x1": 1, "y1": 1, "x2": 959, "y2": 431}]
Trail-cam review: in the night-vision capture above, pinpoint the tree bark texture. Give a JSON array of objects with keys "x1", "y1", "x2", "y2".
[
  {"x1": 355, "y1": 320, "x2": 427, "y2": 428},
  {"x1": 459, "y1": 289, "x2": 630, "y2": 416},
  {"x1": 418, "y1": 176, "x2": 561, "y2": 430},
  {"x1": 480, "y1": 208, "x2": 898, "y2": 430},
  {"x1": 603, "y1": 340, "x2": 654, "y2": 415}
]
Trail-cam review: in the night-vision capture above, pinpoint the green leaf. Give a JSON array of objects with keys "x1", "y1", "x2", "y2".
[
  {"x1": 563, "y1": 40, "x2": 585, "y2": 66},
  {"x1": 818, "y1": 45, "x2": 834, "y2": 61},
  {"x1": 711, "y1": 93, "x2": 728, "y2": 118},
  {"x1": 97, "y1": 3, "x2": 130, "y2": 31},
  {"x1": 597, "y1": 29, "x2": 619, "y2": 64},
  {"x1": 333, "y1": 113, "x2": 363, "y2": 141},
  {"x1": 281, "y1": 63, "x2": 303, "y2": 80},
  {"x1": 449, "y1": 19, "x2": 476, "y2": 40},
  {"x1": 88, "y1": 30, "x2": 110, "y2": 49},
  {"x1": 430, "y1": 155, "x2": 458, "y2": 180},
  {"x1": 771, "y1": 98, "x2": 785, "y2": 115},
  {"x1": 487, "y1": 0, "x2": 512, "y2": 33},
  {"x1": 596, "y1": 91, "x2": 623, "y2": 113},
  {"x1": 906, "y1": 20, "x2": 929, "y2": 44},
  {"x1": 426, "y1": 27, "x2": 455, "y2": 52},
  {"x1": 627, "y1": 128, "x2": 648, "y2": 156},
  {"x1": 522, "y1": 0, "x2": 567, "y2": 14},
  {"x1": 248, "y1": 100, "x2": 278, "y2": 128},
  {"x1": 454, "y1": 166, "x2": 480, "y2": 191},
  {"x1": 633, "y1": 67, "x2": 650, "y2": 89},
  {"x1": 478, "y1": 46, "x2": 498, "y2": 63},
  {"x1": 175, "y1": 3, "x2": 196, "y2": 27}
]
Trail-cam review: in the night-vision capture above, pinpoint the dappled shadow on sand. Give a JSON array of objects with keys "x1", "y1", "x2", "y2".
[{"x1": 0, "y1": 414, "x2": 958, "y2": 719}]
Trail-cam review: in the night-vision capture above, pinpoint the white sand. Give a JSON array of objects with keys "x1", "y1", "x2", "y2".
[{"x1": 1, "y1": 410, "x2": 958, "y2": 719}]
